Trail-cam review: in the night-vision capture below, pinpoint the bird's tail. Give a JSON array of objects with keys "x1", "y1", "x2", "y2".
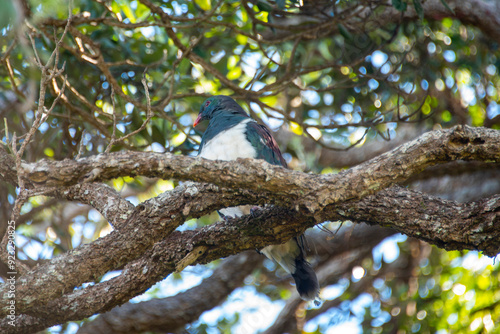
[
  {"x1": 262, "y1": 237, "x2": 319, "y2": 302},
  {"x1": 219, "y1": 207, "x2": 320, "y2": 302},
  {"x1": 291, "y1": 255, "x2": 320, "y2": 302}
]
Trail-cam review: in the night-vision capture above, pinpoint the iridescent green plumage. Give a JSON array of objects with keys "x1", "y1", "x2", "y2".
[{"x1": 194, "y1": 95, "x2": 319, "y2": 302}]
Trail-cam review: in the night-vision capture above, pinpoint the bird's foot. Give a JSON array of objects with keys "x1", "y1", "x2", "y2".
[
  {"x1": 217, "y1": 210, "x2": 230, "y2": 222},
  {"x1": 250, "y1": 206, "x2": 261, "y2": 217}
]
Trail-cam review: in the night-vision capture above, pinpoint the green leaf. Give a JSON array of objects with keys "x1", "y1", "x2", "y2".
[
  {"x1": 151, "y1": 124, "x2": 165, "y2": 145},
  {"x1": 256, "y1": 0, "x2": 273, "y2": 12},
  {"x1": 413, "y1": 0, "x2": 424, "y2": 20},
  {"x1": 0, "y1": 0, "x2": 17, "y2": 29},
  {"x1": 135, "y1": 2, "x2": 151, "y2": 20},
  {"x1": 227, "y1": 67, "x2": 242, "y2": 80},
  {"x1": 337, "y1": 23, "x2": 353, "y2": 41},
  {"x1": 116, "y1": 0, "x2": 137, "y2": 23},
  {"x1": 194, "y1": 0, "x2": 211, "y2": 11},
  {"x1": 439, "y1": 0, "x2": 455, "y2": 15},
  {"x1": 392, "y1": 0, "x2": 407, "y2": 12}
]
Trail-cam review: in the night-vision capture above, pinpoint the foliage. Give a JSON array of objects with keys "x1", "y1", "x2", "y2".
[{"x1": 0, "y1": 0, "x2": 499, "y2": 333}]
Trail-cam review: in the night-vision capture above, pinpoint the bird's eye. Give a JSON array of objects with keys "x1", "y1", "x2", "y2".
[{"x1": 204, "y1": 100, "x2": 211, "y2": 107}]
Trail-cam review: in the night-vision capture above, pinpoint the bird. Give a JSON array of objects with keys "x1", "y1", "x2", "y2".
[{"x1": 194, "y1": 95, "x2": 320, "y2": 302}]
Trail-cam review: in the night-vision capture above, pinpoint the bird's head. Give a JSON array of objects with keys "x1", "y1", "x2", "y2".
[{"x1": 193, "y1": 95, "x2": 248, "y2": 127}]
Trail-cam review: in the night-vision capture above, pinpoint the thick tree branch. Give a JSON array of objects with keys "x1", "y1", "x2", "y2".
[
  {"x1": 399, "y1": 0, "x2": 500, "y2": 44},
  {"x1": 0, "y1": 184, "x2": 497, "y2": 332},
  {"x1": 78, "y1": 225, "x2": 394, "y2": 334},
  {"x1": 12, "y1": 125, "x2": 500, "y2": 211},
  {"x1": 77, "y1": 251, "x2": 262, "y2": 334},
  {"x1": 0, "y1": 126, "x2": 498, "y2": 332},
  {"x1": 276, "y1": 124, "x2": 427, "y2": 168},
  {"x1": 49, "y1": 183, "x2": 135, "y2": 229},
  {"x1": 0, "y1": 146, "x2": 134, "y2": 229},
  {"x1": 0, "y1": 182, "x2": 236, "y2": 320},
  {"x1": 154, "y1": 187, "x2": 500, "y2": 269}
]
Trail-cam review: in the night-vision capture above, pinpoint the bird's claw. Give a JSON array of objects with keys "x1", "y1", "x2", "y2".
[
  {"x1": 250, "y1": 206, "x2": 261, "y2": 217},
  {"x1": 217, "y1": 210, "x2": 230, "y2": 222}
]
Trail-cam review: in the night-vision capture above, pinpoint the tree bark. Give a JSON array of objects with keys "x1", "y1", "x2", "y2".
[
  {"x1": 77, "y1": 251, "x2": 263, "y2": 334},
  {"x1": 0, "y1": 125, "x2": 498, "y2": 333}
]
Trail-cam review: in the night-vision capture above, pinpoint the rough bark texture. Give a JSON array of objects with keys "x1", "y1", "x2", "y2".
[
  {"x1": 77, "y1": 251, "x2": 263, "y2": 334},
  {"x1": 0, "y1": 125, "x2": 498, "y2": 333},
  {"x1": 276, "y1": 124, "x2": 427, "y2": 168},
  {"x1": 410, "y1": 0, "x2": 500, "y2": 44},
  {"x1": 338, "y1": 187, "x2": 500, "y2": 255},
  {"x1": 14, "y1": 125, "x2": 500, "y2": 209},
  {"x1": 2, "y1": 0, "x2": 500, "y2": 332}
]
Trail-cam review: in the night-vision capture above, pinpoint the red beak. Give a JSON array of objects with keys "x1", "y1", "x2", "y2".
[{"x1": 193, "y1": 114, "x2": 203, "y2": 127}]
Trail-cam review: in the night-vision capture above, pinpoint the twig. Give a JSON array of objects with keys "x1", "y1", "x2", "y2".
[
  {"x1": 3, "y1": 1, "x2": 73, "y2": 274},
  {"x1": 75, "y1": 129, "x2": 86, "y2": 159},
  {"x1": 105, "y1": 87, "x2": 118, "y2": 153},
  {"x1": 105, "y1": 73, "x2": 153, "y2": 150}
]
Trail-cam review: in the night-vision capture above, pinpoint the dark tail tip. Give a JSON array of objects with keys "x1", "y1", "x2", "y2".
[{"x1": 291, "y1": 258, "x2": 319, "y2": 301}]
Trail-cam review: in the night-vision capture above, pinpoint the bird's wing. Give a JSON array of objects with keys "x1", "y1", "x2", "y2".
[{"x1": 245, "y1": 121, "x2": 287, "y2": 167}]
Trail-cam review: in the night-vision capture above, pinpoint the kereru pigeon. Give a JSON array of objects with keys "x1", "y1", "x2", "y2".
[{"x1": 194, "y1": 95, "x2": 320, "y2": 302}]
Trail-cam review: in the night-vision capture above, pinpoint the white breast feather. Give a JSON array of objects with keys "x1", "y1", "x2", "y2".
[
  {"x1": 201, "y1": 119, "x2": 298, "y2": 270},
  {"x1": 199, "y1": 119, "x2": 257, "y2": 161}
]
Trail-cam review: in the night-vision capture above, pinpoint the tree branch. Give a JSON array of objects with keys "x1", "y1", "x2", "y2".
[
  {"x1": 0, "y1": 126, "x2": 498, "y2": 331},
  {"x1": 77, "y1": 251, "x2": 262, "y2": 334},
  {"x1": 13, "y1": 125, "x2": 500, "y2": 211},
  {"x1": 1, "y1": 183, "x2": 497, "y2": 334},
  {"x1": 0, "y1": 145, "x2": 134, "y2": 229},
  {"x1": 50, "y1": 183, "x2": 135, "y2": 229},
  {"x1": 407, "y1": 0, "x2": 500, "y2": 44},
  {"x1": 0, "y1": 188, "x2": 500, "y2": 332}
]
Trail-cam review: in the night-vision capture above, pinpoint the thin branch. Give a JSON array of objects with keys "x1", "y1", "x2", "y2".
[
  {"x1": 105, "y1": 86, "x2": 118, "y2": 153},
  {"x1": 104, "y1": 74, "x2": 153, "y2": 151}
]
